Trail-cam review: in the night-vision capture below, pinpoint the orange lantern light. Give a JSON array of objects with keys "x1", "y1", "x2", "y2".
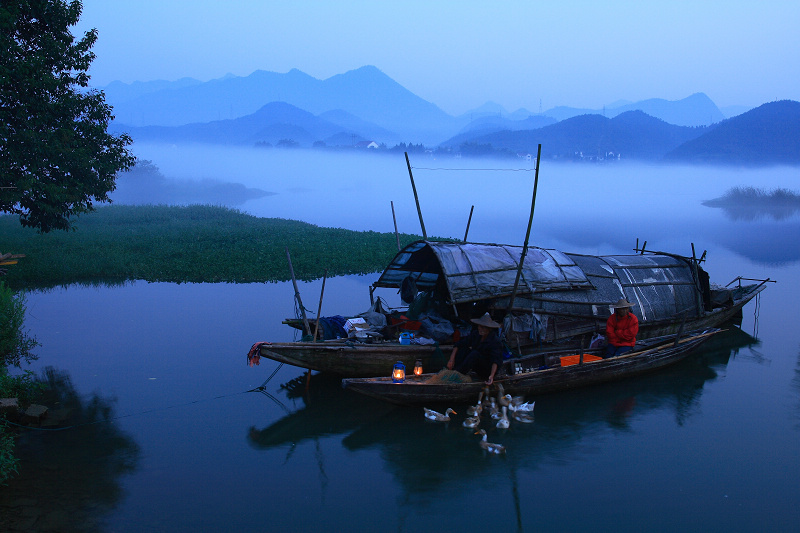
[
  {"x1": 413, "y1": 360, "x2": 423, "y2": 376},
  {"x1": 392, "y1": 361, "x2": 406, "y2": 383}
]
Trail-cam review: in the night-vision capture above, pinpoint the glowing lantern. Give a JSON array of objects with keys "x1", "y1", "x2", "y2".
[
  {"x1": 414, "y1": 360, "x2": 423, "y2": 376},
  {"x1": 392, "y1": 361, "x2": 406, "y2": 383}
]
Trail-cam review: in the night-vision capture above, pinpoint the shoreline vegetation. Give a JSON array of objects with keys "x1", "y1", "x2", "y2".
[
  {"x1": 702, "y1": 186, "x2": 800, "y2": 220},
  {"x1": 0, "y1": 205, "x2": 430, "y2": 290}
]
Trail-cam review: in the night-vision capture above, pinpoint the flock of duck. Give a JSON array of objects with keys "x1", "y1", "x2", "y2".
[{"x1": 423, "y1": 384, "x2": 535, "y2": 455}]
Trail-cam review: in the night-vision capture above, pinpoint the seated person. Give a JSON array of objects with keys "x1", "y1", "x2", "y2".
[
  {"x1": 447, "y1": 312, "x2": 503, "y2": 385},
  {"x1": 605, "y1": 298, "x2": 639, "y2": 357}
]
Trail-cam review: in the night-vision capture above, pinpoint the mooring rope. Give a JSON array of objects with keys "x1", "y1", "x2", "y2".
[
  {"x1": 753, "y1": 292, "x2": 761, "y2": 338},
  {"x1": 4, "y1": 361, "x2": 292, "y2": 432},
  {"x1": 2, "y1": 389, "x2": 252, "y2": 432}
]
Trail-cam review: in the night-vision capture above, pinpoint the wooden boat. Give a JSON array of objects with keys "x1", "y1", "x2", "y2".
[
  {"x1": 341, "y1": 328, "x2": 721, "y2": 405},
  {"x1": 253, "y1": 240, "x2": 769, "y2": 377}
]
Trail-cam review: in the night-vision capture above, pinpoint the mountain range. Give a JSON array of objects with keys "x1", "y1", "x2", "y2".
[{"x1": 102, "y1": 66, "x2": 800, "y2": 165}]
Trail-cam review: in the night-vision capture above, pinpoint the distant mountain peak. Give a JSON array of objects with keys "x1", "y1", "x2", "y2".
[{"x1": 327, "y1": 65, "x2": 392, "y2": 83}]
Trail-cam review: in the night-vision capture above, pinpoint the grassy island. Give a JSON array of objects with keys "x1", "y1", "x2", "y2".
[{"x1": 1, "y1": 205, "x2": 429, "y2": 289}]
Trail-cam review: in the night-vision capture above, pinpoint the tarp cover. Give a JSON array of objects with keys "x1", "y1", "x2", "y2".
[{"x1": 374, "y1": 241, "x2": 593, "y2": 304}]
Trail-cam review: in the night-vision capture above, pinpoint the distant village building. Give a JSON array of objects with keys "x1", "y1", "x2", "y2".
[{"x1": 355, "y1": 140, "x2": 379, "y2": 149}]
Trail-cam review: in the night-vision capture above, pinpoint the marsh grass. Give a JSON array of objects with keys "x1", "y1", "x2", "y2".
[
  {"x1": 702, "y1": 186, "x2": 800, "y2": 221},
  {"x1": 1, "y1": 205, "x2": 429, "y2": 289}
]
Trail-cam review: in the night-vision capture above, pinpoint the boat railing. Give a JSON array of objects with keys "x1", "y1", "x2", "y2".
[{"x1": 725, "y1": 276, "x2": 775, "y2": 289}]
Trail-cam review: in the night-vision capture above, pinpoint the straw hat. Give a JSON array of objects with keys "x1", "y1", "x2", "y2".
[
  {"x1": 470, "y1": 312, "x2": 501, "y2": 329},
  {"x1": 611, "y1": 298, "x2": 635, "y2": 309}
]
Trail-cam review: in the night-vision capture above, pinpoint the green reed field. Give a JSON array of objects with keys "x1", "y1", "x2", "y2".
[{"x1": 1, "y1": 205, "x2": 428, "y2": 289}]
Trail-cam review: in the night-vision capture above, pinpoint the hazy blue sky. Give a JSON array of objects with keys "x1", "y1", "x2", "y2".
[{"x1": 73, "y1": 0, "x2": 799, "y2": 115}]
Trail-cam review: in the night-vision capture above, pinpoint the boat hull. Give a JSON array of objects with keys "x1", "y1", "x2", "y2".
[
  {"x1": 342, "y1": 330, "x2": 718, "y2": 405},
  {"x1": 260, "y1": 341, "x2": 452, "y2": 378},
  {"x1": 259, "y1": 284, "x2": 763, "y2": 377}
]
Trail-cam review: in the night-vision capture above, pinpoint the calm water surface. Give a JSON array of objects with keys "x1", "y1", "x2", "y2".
[{"x1": 2, "y1": 152, "x2": 799, "y2": 532}]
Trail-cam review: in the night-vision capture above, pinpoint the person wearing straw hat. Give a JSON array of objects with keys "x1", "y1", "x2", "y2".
[
  {"x1": 605, "y1": 298, "x2": 639, "y2": 357},
  {"x1": 447, "y1": 312, "x2": 504, "y2": 385}
]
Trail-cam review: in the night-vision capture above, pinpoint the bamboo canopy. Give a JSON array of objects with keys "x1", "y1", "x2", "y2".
[
  {"x1": 373, "y1": 240, "x2": 706, "y2": 322},
  {"x1": 375, "y1": 240, "x2": 592, "y2": 303}
]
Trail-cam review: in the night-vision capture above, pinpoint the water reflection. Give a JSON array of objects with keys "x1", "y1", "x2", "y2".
[
  {"x1": 710, "y1": 204, "x2": 800, "y2": 222},
  {"x1": 793, "y1": 345, "x2": 800, "y2": 430},
  {"x1": 248, "y1": 374, "x2": 394, "y2": 451},
  {"x1": 248, "y1": 327, "x2": 758, "y2": 496},
  {"x1": 706, "y1": 218, "x2": 800, "y2": 265},
  {"x1": 0, "y1": 367, "x2": 140, "y2": 533}
]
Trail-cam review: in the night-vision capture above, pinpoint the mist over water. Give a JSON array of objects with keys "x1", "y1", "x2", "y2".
[{"x1": 131, "y1": 143, "x2": 800, "y2": 260}]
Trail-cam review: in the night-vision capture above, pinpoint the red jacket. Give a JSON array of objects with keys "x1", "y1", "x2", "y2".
[{"x1": 606, "y1": 312, "x2": 639, "y2": 347}]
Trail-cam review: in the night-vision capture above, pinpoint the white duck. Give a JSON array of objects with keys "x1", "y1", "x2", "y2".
[
  {"x1": 499, "y1": 393, "x2": 513, "y2": 408},
  {"x1": 511, "y1": 411, "x2": 535, "y2": 424},
  {"x1": 462, "y1": 415, "x2": 481, "y2": 429},
  {"x1": 475, "y1": 429, "x2": 506, "y2": 454},
  {"x1": 496, "y1": 405, "x2": 510, "y2": 429},
  {"x1": 466, "y1": 390, "x2": 484, "y2": 417},
  {"x1": 424, "y1": 407, "x2": 457, "y2": 422},
  {"x1": 510, "y1": 397, "x2": 535, "y2": 413},
  {"x1": 488, "y1": 397, "x2": 501, "y2": 420}
]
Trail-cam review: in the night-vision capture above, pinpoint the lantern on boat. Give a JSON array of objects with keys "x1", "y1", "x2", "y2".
[
  {"x1": 392, "y1": 361, "x2": 406, "y2": 383},
  {"x1": 414, "y1": 359, "x2": 423, "y2": 376}
]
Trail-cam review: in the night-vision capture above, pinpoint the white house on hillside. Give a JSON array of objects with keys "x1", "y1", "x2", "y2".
[{"x1": 355, "y1": 140, "x2": 379, "y2": 149}]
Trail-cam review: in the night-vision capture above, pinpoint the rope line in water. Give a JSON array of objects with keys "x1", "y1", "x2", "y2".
[
  {"x1": 753, "y1": 292, "x2": 761, "y2": 338},
  {"x1": 3, "y1": 386, "x2": 270, "y2": 432}
]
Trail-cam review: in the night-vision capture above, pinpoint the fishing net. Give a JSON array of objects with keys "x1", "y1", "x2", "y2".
[{"x1": 425, "y1": 369, "x2": 472, "y2": 384}]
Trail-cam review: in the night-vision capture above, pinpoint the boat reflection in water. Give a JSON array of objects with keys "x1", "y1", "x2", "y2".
[
  {"x1": 247, "y1": 373, "x2": 395, "y2": 452},
  {"x1": 248, "y1": 324, "x2": 758, "y2": 470}
]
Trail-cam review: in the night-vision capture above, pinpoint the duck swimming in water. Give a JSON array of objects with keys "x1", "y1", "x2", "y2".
[
  {"x1": 424, "y1": 407, "x2": 457, "y2": 422},
  {"x1": 475, "y1": 429, "x2": 506, "y2": 454},
  {"x1": 488, "y1": 397, "x2": 501, "y2": 420},
  {"x1": 512, "y1": 411, "x2": 535, "y2": 424},
  {"x1": 509, "y1": 397, "x2": 535, "y2": 413},
  {"x1": 467, "y1": 390, "x2": 484, "y2": 417},
  {"x1": 462, "y1": 415, "x2": 481, "y2": 429},
  {"x1": 496, "y1": 405, "x2": 510, "y2": 429}
]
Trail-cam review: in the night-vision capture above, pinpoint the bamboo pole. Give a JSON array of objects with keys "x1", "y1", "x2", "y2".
[
  {"x1": 286, "y1": 247, "x2": 311, "y2": 336},
  {"x1": 690, "y1": 242, "x2": 702, "y2": 312},
  {"x1": 312, "y1": 269, "x2": 328, "y2": 342},
  {"x1": 405, "y1": 152, "x2": 427, "y2": 239},
  {"x1": 463, "y1": 205, "x2": 474, "y2": 243},
  {"x1": 613, "y1": 329, "x2": 723, "y2": 360},
  {"x1": 391, "y1": 201, "x2": 401, "y2": 251},
  {"x1": 507, "y1": 144, "x2": 542, "y2": 314}
]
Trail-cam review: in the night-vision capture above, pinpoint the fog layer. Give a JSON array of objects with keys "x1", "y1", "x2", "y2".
[{"x1": 128, "y1": 143, "x2": 800, "y2": 262}]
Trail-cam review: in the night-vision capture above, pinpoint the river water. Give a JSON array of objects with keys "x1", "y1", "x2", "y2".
[{"x1": 2, "y1": 150, "x2": 799, "y2": 532}]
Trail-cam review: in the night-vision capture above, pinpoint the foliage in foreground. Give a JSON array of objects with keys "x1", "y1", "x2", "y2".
[
  {"x1": 0, "y1": 368, "x2": 43, "y2": 486},
  {"x1": 0, "y1": 205, "x2": 431, "y2": 289},
  {"x1": 0, "y1": 282, "x2": 40, "y2": 486},
  {"x1": 0, "y1": 421, "x2": 17, "y2": 486},
  {"x1": 0, "y1": 282, "x2": 38, "y2": 367},
  {"x1": 0, "y1": 0, "x2": 134, "y2": 232}
]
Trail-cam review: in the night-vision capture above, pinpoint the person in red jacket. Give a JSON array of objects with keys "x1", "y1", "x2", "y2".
[{"x1": 605, "y1": 298, "x2": 639, "y2": 357}]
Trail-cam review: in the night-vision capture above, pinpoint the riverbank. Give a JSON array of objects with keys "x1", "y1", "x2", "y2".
[{"x1": 1, "y1": 205, "x2": 425, "y2": 289}]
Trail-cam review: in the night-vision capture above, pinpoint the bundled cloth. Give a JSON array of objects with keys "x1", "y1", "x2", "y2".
[{"x1": 247, "y1": 342, "x2": 271, "y2": 366}]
